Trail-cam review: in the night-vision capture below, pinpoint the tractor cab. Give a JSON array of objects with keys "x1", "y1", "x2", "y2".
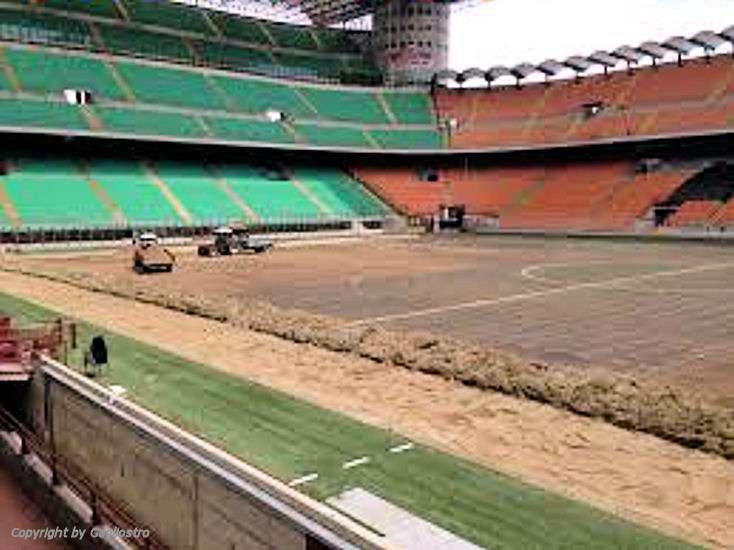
[{"x1": 136, "y1": 232, "x2": 159, "y2": 249}]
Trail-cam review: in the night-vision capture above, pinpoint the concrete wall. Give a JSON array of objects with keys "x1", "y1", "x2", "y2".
[{"x1": 26, "y1": 359, "x2": 387, "y2": 550}]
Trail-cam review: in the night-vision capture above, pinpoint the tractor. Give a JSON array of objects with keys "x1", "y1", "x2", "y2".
[
  {"x1": 197, "y1": 225, "x2": 273, "y2": 257},
  {"x1": 132, "y1": 232, "x2": 175, "y2": 273}
]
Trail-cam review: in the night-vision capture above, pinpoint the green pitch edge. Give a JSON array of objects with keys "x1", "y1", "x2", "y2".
[{"x1": 0, "y1": 291, "x2": 702, "y2": 550}]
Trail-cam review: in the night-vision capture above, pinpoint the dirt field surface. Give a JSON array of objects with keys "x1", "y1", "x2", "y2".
[
  {"x1": 0, "y1": 270, "x2": 732, "y2": 548},
  {"x1": 17, "y1": 235, "x2": 734, "y2": 407},
  {"x1": 0, "y1": 457, "x2": 70, "y2": 550}
]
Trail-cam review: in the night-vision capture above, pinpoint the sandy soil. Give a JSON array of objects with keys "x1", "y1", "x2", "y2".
[
  {"x1": 0, "y1": 271, "x2": 732, "y2": 548},
  {"x1": 15, "y1": 236, "x2": 734, "y2": 407}
]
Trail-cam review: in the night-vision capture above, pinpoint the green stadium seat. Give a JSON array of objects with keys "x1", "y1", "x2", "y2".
[
  {"x1": 114, "y1": 61, "x2": 225, "y2": 110},
  {"x1": 152, "y1": 162, "x2": 244, "y2": 223},
  {"x1": 98, "y1": 23, "x2": 192, "y2": 61},
  {"x1": 369, "y1": 128, "x2": 442, "y2": 149},
  {"x1": 122, "y1": 0, "x2": 211, "y2": 34},
  {"x1": 266, "y1": 22, "x2": 317, "y2": 50},
  {"x1": 315, "y1": 29, "x2": 360, "y2": 53},
  {"x1": 211, "y1": 76, "x2": 314, "y2": 118},
  {"x1": 42, "y1": 0, "x2": 120, "y2": 19},
  {"x1": 0, "y1": 97, "x2": 88, "y2": 130},
  {"x1": 274, "y1": 51, "x2": 344, "y2": 81},
  {"x1": 382, "y1": 91, "x2": 434, "y2": 125},
  {"x1": 5, "y1": 47, "x2": 125, "y2": 100},
  {"x1": 206, "y1": 116, "x2": 294, "y2": 144},
  {"x1": 87, "y1": 160, "x2": 180, "y2": 226},
  {"x1": 192, "y1": 41, "x2": 273, "y2": 74},
  {"x1": 5, "y1": 158, "x2": 112, "y2": 228},
  {"x1": 208, "y1": 12, "x2": 271, "y2": 45},
  {"x1": 216, "y1": 164, "x2": 321, "y2": 222},
  {"x1": 96, "y1": 106, "x2": 206, "y2": 138},
  {"x1": 0, "y1": 6, "x2": 93, "y2": 49},
  {"x1": 294, "y1": 123, "x2": 374, "y2": 148},
  {"x1": 298, "y1": 86, "x2": 390, "y2": 124},
  {"x1": 293, "y1": 167, "x2": 388, "y2": 217}
]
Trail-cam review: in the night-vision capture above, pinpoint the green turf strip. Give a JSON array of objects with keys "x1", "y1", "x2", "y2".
[{"x1": 0, "y1": 291, "x2": 700, "y2": 550}]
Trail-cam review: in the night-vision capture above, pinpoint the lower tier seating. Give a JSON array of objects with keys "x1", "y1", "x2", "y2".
[
  {"x1": 665, "y1": 200, "x2": 723, "y2": 227},
  {"x1": 354, "y1": 162, "x2": 698, "y2": 232},
  {"x1": 0, "y1": 158, "x2": 391, "y2": 229}
]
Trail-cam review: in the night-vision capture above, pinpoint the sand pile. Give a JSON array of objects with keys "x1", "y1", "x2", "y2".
[{"x1": 6, "y1": 265, "x2": 733, "y2": 458}]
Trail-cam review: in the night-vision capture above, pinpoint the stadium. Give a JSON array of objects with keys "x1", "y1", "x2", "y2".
[{"x1": 0, "y1": 0, "x2": 732, "y2": 549}]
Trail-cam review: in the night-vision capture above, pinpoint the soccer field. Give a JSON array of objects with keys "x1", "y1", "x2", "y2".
[{"x1": 0, "y1": 291, "x2": 699, "y2": 549}]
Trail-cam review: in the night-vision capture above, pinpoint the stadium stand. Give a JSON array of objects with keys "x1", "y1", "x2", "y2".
[
  {"x1": 382, "y1": 91, "x2": 435, "y2": 124},
  {"x1": 299, "y1": 87, "x2": 390, "y2": 124},
  {"x1": 354, "y1": 162, "x2": 701, "y2": 231},
  {"x1": 86, "y1": 160, "x2": 180, "y2": 226},
  {"x1": 0, "y1": 0, "x2": 375, "y2": 83},
  {"x1": 95, "y1": 106, "x2": 207, "y2": 138},
  {"x1": 0, "y1": 157, "x2": 390, "y2": 229},
  {"x1": 293, "y1": 124, "x2": 373, "y2": 148},
  {"x1": 0, "y1": 44, "x2": 439, "y2": 150},
  {"x1": 665, "y1": 200, "x2": 723, "y2": 227},
  {"x1": 292, "y1": 167, "x2": 390, "y2": 217},
  {"x1": 113, "y1": 61, "x2": 227, "y2": 110},
  {"x1": 712, "y1": 199, "x2": 734, "y2": 226},
  {"x1": 437, "y1": 54, "x2": 734, "y2": 149},
  {"x1": 353, "y1": 167, "x2": 452, "y2": 215},
  {"x1": 204, "y1": 116, "x2": 294, "y2": 144},
  {"x1": 3, "y1": 159, "x2": 113, "y2": 228},
  {"x1": 4, "y1": 47, "x2": 125, "y2": 100},
  {"x1": 0, "y1": 97, "x2": 88, "y2": 131}
]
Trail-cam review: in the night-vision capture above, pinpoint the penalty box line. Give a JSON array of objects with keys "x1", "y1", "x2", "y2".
[{"x1": 348, "y1": 261, "x2": 734, "y2": 326}]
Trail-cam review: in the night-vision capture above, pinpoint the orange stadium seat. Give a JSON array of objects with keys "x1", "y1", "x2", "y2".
[
  {"x1": 438, "y1": 56, "x2": 734, "y2": 149},
  {"x1": 666, "y1": 200, "x2": 723, "y2": 227}
]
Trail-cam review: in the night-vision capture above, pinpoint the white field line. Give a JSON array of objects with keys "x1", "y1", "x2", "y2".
[
  {"x1": 348, "y1": 261, "x2": 734, "y2": 326},
  {"x1": 289, "y1": 473, "x2": 319, "y2": 487},
  {"x1": 342, "y1": 457, "x2": 370, "y2": 470},
  {"x1": 388, "y1": 443, "x2": 414, "y2": 454}
]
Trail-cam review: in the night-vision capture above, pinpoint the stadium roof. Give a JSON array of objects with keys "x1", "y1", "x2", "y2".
[
  {"x1": 188, "y1": 0, "x2": 466, "y2": 26},
  {"x1": 435, "y1": 24, "x2": 734, "y2": 86}
]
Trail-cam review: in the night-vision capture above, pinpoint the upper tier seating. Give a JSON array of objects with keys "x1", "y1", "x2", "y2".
[
  {"x1": 293, "y1": 124, "x2": 372, "y2": 148},
  {"x1": 0, "y1": 157, "x2": 391, "y2": 229},
  {"x1": 299, "y1": 87, "x2": 390, "y2": 124},
  {"x1": 5, "y1": 47, "x2": 125, "y2": 100},
  {"x1": 0, "y1": 1, "x2": 376, "y2": 83},
  {"x1": 438, "y1": 56, "x2": 734, "y2": 150},
  {"x1": 96, "y1": 106, "x2": 207, "y2": 138},
  {"x1": 0, "y1": 45, "x2": 440, "y2": 151},
  {"x1": 370, "y1": 129, "x2": 442, "y2": 149},
  {"x1": 382, "y1": 91, "x2": 435, "y2": 125},
  {"x1": 0, "y1": 97, "x2": 88, "y2": 131},
  {"x1": 97, "y1": 23, "x2": 192, "y2": 61},
  {"x1": 123, "y1": 0, "x2": 212, "y2": 34},
  {"x1": 115, "y1": 61, "x2": 227, "y2": 110}
]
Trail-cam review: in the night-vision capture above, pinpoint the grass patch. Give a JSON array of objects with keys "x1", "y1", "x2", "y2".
[{"x1": 0, "y1": 292, "x2": 701, "y2": 549}]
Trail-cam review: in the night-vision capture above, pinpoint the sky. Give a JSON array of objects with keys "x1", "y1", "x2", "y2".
[{"x1": 449, "y1": 0, "x2": 734, "y2": 70}]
